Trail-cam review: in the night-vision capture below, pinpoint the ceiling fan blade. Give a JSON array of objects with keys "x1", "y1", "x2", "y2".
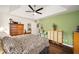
[
  {"x1": 25, "y1": 11, "x2": 33, "y2": 12},
  {"x1": 36, "y1": 8, "x2": 43, "y2": 12},
  {"x1": 28, "y1": 5, "x2": 34, "y2": 11},
  {"x1": 36, "y1": 11, "x2": 42, "y2": 14}
]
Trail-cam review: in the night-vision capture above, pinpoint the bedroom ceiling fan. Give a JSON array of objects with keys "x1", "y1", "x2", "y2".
[{"x1": 25, "y1": 5, "x2": 43, "y2": 15}]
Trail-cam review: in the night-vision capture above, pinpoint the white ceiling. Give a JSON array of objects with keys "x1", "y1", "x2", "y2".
[{"x1": 0, "y1": 5, "x2": 79, "y2": 20}]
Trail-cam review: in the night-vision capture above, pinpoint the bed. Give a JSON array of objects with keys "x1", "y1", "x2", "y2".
[{"x1": 1, "y1": 34, "x2": 49, "y2": 54}]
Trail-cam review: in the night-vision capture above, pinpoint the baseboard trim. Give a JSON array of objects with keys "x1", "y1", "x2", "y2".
[{"x1": 63, "y1": 43, "x2": 73, "y2": 48}]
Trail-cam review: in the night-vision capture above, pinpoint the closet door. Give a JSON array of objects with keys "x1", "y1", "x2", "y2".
[
  {"x1": 51, "y1": 31, "x2": 54, "y2": 41},
  {"x1": 48, "y1": 30, "x2": 63, "y2": 44},
  {"x1": 53, "y1": 31, "x2": 58, "y2": 42},
  {"x1": 48, "y1": 31, "x2": 51, "y2": 40},
  {"x1": 58, "y1": 31, "x2": 63, "y2": 43}
]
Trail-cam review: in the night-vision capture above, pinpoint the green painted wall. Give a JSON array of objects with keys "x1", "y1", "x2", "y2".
[{"x1": 39, "y1": 11, "x2": 79, "y2": 45}]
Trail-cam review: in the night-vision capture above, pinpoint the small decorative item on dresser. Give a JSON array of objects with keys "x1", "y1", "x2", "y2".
[
  {"x1": 9, "y1": 18, "x2": 13, "y2": 23},
  {"x1": 76, "y1": 25, "x2": 79, "y2": 32},
  {"x1": 9, "y1": 18, "x2": 18, "y2": 24},
  {"x1": 13, "y1": 21, "x2": 18, "y2": 24}
]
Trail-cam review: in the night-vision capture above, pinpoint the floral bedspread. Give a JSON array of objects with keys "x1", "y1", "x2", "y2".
[{"x1": 2, "y1": 34, "x2": 49, "y2": 54}]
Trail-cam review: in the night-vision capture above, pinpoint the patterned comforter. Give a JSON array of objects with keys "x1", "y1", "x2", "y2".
[{"x1": 2, "y1": 34, "x2": 49, "y2": 54}]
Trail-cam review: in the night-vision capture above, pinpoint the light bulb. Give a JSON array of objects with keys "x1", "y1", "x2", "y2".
[{"x1": 33, "y1": 12, "x2": 37, "y2": 15}]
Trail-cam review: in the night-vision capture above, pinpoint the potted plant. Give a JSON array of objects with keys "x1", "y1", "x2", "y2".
[{"x1": 52, "y1": 23, "x2": 57, "y2": 31}]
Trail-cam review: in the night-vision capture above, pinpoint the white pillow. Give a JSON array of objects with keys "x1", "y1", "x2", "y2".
[{"x1": 0, "y1": 31, "x2": 10, "y2": 39}]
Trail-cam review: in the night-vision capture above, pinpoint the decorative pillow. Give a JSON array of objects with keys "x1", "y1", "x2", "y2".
[{"x1": 0, "y1": 39, "x2": 4, "y2": 54}]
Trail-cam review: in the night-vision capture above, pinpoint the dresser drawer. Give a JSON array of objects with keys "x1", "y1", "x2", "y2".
[{"x1": 10, "y1": 23, "x2": 24, "y2": 36}]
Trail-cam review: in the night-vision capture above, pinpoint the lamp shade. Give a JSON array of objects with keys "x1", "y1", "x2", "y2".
[{"x1": 0, "y1": 27, "x2": 4, "y2": 32}]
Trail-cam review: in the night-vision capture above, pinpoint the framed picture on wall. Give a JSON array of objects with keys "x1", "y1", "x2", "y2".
[{"x1": 27, "y1": 23, "x2": 31, "y2": 32}]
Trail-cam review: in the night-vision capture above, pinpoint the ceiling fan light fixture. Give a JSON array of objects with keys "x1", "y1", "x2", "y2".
[{"x1": 33, "y1": 12, "x2": 37, "y2": 15}]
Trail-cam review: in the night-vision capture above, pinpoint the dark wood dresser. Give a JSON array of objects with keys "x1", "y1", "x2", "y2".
[{"x1": 10, "y1": 23, "x2": 24, "y2": 36}]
